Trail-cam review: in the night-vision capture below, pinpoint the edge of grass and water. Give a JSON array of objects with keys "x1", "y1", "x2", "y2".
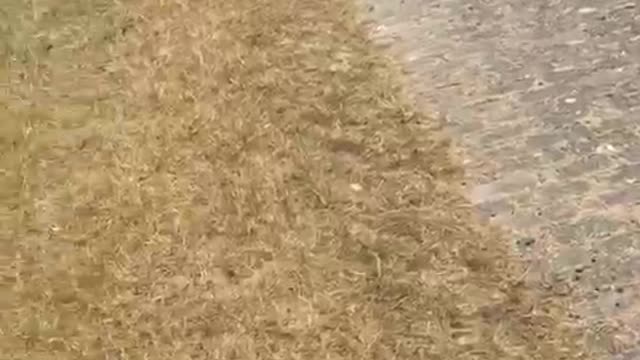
[{"x1": 1, "y1": 0, "x2": 590, "y2": 358}]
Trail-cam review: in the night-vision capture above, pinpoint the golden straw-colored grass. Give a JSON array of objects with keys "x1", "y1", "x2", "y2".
[{"x1": 1, "y1": 0, "x2": 590, "y2": 359}]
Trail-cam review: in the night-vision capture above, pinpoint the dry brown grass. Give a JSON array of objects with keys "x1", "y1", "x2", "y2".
[{"x1": 1, "y1": 0, "x2": 591, "y2": 359}]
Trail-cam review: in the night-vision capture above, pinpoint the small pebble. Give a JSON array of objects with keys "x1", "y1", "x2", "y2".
[
  {"x1": 518, "y1": 237, "x2": 535, "y2": 246},
  {"x1": 578, "y1": 7, "x2": 598, "y2": 14}
]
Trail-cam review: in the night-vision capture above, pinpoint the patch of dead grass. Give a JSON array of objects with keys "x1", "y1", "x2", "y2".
[{"x1": 1, "y1": 0, "x2": 591, "y2": 359}]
